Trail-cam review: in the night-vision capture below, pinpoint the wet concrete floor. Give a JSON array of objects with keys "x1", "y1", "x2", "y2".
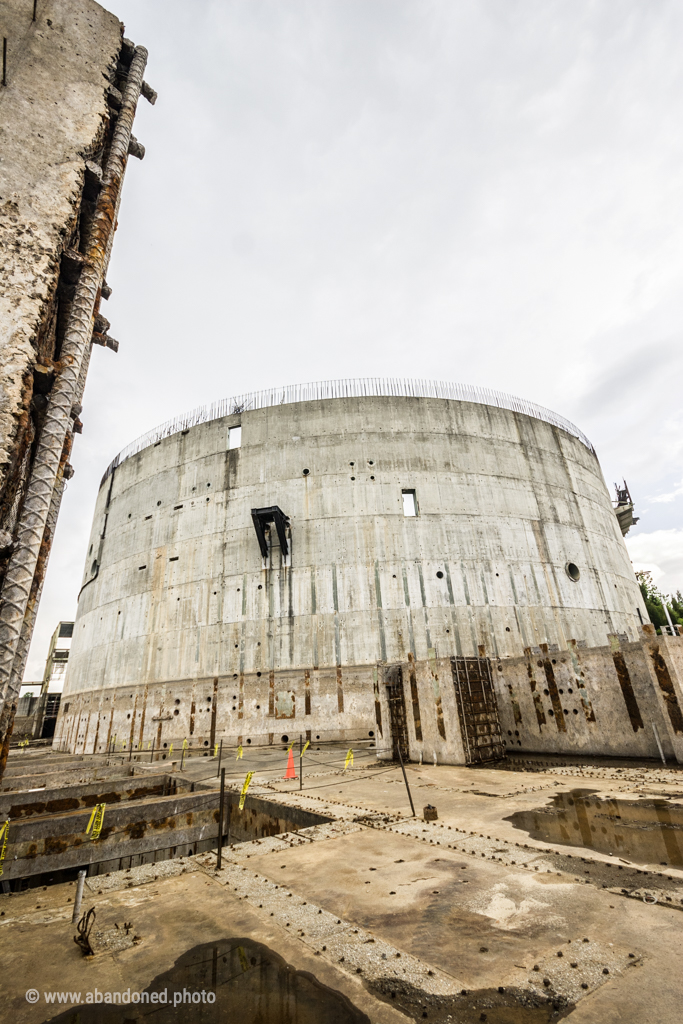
[
  {"x1": 505, "y1": 789, "x2": 683, "y2": 867},
  {"x1": 40, "y1": 937, "x2": 371, "y2": 1024},
  {"x1": 3, "y1": 750, "x2": 683, "y2": 1024}
]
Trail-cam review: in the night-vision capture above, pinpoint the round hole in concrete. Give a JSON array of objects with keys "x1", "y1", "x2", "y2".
[
  {"x1": 281, "y1": 735, "x2": 289, "y2": 743},
  {"x1": 303, "y1": 469, "x2": 309, "y2": 475},
  {"x1": 566, "y1": 562, "x2": 580, "y2": 581},
  {"x1": 173, "y1": 709, "x2": 179, "y2": 716},
  {"x1": 505, "y1": 626, "x2": 511, "y2": 632},
  {"x1": 175, "y1": 699, "x2": 180, "y2": 704},
  {"x1": 436, "y1": 571, "x2": 444, "y2": 579},
  {"x1": 247, "y1": 738, "x2": 251, "y2": 744},
  {"x1": 163, "y1": 743, "x2": 168, "y2": 748},
  {"x1": 157, "y1": 500, "x2": 161, "y2": 506},
  {"x1": 257, "y1": 671, "x2": 262, "y2": 677},
  {"x1": 369, "y1": 730, "x2": 374, "y2": 737}
]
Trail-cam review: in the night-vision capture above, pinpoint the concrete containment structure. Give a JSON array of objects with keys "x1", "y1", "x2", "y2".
[{"x1": 55, "y1": 379, "x2": 652, "y2": 761}]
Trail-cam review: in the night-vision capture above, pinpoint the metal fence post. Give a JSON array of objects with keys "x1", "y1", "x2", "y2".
[{"x1": 216, "y1": 768, "x2": 225, "y2": 870}]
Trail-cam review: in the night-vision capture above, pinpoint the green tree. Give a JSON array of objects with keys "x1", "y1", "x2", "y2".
[
  {"x1": 635, "y1": 571, "x2": 667, "y2": 631},
  {"x1": 668, "y1": 590, "x2": 683, "y2": 626}
]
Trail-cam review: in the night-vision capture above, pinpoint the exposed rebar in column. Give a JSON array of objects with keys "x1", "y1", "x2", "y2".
[
  {"x1": 0, "y1": 46, "x2": 149, "y2": 780},
  {"x1": 0, "y1": 452, "x2": 69, "y2": 763}
]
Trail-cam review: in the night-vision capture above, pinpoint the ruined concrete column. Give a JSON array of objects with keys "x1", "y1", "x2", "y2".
[{"x1": 0, "y1": 46, "x2": 149, "y2": 780}]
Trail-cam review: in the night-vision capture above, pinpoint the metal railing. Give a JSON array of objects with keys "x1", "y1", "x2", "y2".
[{"x1": 100, "y1": 377, "x2": 595, "y2": 486}]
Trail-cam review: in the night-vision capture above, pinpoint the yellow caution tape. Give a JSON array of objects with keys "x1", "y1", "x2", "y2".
[
  {"x1": 182, "y1": 739, "x2": 188, "y2": 750},
  {"x1": 302, "y1": 740, "x2": 310, "y2": 756},
  {"x1": 0, "y1": 819, "x2": 9, "y2": 877},
  {"x1": 237, "y1": 945, "x2": 249, "y2": 973},
  {"x1": 236, "y1": 744, "x2": 243, "y2": 760},
  {"x1": 344, "y1": 749, "x2": 354, "y2": 770},
  {"x1": 239, "y1": 772, "x2": 254, "y2": 811},
  {"x1": 287, "y1": 739, "x2": 295, "y2": 754},
  {"x1": 169, "y1": 743, "x2": 173, "y2": 756},
  {"x1": 91, "y1": 803, "x2": 106, "y2": 841},
  {"x1": 86, "y1": 803, "x2": 106, "y2": 841},
  {"x1": 214, "y1": 743, "x2": 219, "y2": 757}
]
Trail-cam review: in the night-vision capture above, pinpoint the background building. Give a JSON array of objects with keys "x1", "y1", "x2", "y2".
[
  {"x1": 14, "y1": 620, "x2": 72, "y2": 740},
  {"x1": 55, "y1": 378, "x2": 652, "y2": 759}
]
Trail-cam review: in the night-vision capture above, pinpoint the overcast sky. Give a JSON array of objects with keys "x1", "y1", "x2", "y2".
[{"x1": 25, "y1": 0, "x2": 683, "y2": 679}]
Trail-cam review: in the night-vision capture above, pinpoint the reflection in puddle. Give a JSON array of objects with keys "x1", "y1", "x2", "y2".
[
  {"x1": 506, "y1": 789, "x2": 683, "y2": 866},
  {"x1": 42, "y1": 938, "x2": 370, "y2": 1023}
]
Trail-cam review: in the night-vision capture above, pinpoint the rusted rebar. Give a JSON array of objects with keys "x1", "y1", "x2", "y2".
[{"x1": 0, "y1": 46, "x2": 148, "y2": 779}]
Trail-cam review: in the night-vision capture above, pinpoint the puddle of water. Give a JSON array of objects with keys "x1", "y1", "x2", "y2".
[
  {"x1": 505, "y1": 789, "x2": 683, "y2": 866},
  {"x1": 41, "y1": 938, "x2": 370, "y2": 1023},
  {"x1": 369, "y1": 977, "x2": 573, "y2": 1023}
]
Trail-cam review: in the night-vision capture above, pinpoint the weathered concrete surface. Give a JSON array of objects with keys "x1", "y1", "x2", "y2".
[
  {"x1": 0, "y1": 0, "x2": 121, "y2": 532},
  {"x1": 1, "y1": 753, "x2": 682, "y2": 1022},
  {"x1": 494, "y1": 633, "x2": 683, "y2": 763},
  {"x1": 57, "y1": 394, "x2": 647, "y2": 754},
  {"x1": 0, "y1": 772, "x2": 171, "y2": 818},
  {"x1": 0, "y1": 868, "x2": 404, "y2": 1024},
  {"x1": 2, "y1": 783, "x2": 330, "y2": 881},
  {"x1": 54, "y1": 631, "x2": 683, "y2": 766}
]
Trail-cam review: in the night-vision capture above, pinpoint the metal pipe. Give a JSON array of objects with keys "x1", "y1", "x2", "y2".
[
  {"x1": 652, "y1": 723, "x2": 666, "y2": 765},
  {"x1": 216, "y1": 768, "x2": 225, "y2": 870},
  {"x1": 0, "y1": 46, "x2": 148, "y2": 778},
  {"x1": 299, "y1": 733, "x2": 303, "y2": 791},
  {"x1": 396, "y1": 743, "x2": 415, "y2": 817},
  {"x1": 71, "y1": 869, "x2": 87, "y2": 924},
  {"x1": 662, "y1": 598, "x2": 675, "y2": 636},
  {"x1": 216, "y1": 739, "x2": 223, "y2": 778}
]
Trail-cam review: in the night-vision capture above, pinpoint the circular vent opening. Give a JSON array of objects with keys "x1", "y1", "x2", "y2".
[{"x1": 565, "y1": 562, "x2": 580, "y2": 582}]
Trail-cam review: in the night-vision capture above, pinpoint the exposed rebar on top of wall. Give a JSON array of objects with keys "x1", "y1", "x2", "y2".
[{"x1": 101, "y1": 377, "x2": 596, "y2": 487}]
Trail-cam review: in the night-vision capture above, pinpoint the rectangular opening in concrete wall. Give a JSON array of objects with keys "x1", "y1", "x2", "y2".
[
  {"x1": 228, "y1": 425, "x2": 242, "y2": 449},
  {"x1": 0, "y1": 773, "x2": 332, "y2": 892},
  {"x1": 402, "y1": 490, "x2": 417, "y2": 516}
]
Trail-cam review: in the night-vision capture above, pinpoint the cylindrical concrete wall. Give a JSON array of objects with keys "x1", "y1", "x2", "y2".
[{"x1": 56, "y1": 382, "x2": 647, "y2": 755}]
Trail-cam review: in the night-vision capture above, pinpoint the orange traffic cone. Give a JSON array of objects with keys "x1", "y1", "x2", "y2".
[{"x1": 283, "y1": 749, "x2": 297, "y2": 780}]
